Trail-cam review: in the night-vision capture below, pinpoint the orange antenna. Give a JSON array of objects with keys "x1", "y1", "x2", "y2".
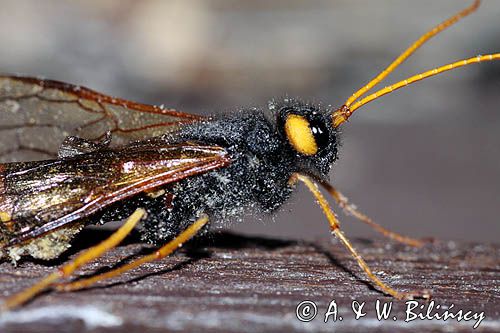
[
  {"x1": 332, "y1": 1, "x2": 500, "y2": 128},
  {"x1": 348, "y1": 54, "x2": 500, "y2": 113},
  {"x1": 333, "y1": 54, "x2": 500, "y2": 127},
  {"x1": 344, "y1": 0, "x2": 481, "y2": 109}
]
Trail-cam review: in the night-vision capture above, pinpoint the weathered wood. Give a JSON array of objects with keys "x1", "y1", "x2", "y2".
[{"x1": 0, "y1": 229, "x2": 498, "y2": 333}]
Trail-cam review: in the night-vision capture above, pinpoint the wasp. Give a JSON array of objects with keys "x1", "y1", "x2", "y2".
[{"x1": 0, "y1": 0, "x2": 498, "y2": 310}]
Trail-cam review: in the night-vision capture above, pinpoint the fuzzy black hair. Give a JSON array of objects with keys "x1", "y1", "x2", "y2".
[{"x1": 97, "y1": 99, "x2": 341, "y2": 245}]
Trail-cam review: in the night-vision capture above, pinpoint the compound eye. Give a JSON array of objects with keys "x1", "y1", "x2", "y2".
[
  {"x1": 284, "y1": 114, "x2": 318, "y2": 155},
  {"x1": 309, "y1": 117, "x2": 330, "y2": 151}
]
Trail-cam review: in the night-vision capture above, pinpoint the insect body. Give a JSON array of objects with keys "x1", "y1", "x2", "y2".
[
  {"x1": 0, "y1": 0, "x2": 499, "y2": 310},
  {"x1": 133, "y1": 102, "x2": 339, "y2": 246}
]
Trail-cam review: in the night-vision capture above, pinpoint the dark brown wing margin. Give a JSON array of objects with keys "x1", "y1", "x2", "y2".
[
  {"x1": 0, "y1": 76, "x2": 204, "y2": 162},
  {"x1": 0, "y1": 143, "x2": 230, "y2": 247}
]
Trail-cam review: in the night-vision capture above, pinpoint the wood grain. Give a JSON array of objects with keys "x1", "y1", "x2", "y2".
[{"x1": 0, "y1": 229, "x2": 498, "y2": 333}]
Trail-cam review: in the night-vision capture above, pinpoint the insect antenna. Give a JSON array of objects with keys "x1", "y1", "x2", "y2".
[
  {"x1": 344, "y1": 0, "x2": 481, "y2": 108},
  {"x1": 332, "y1": 0, "x2": 500, "y2": 127},
  {"x1": 354, "y1": 54, "x2": 500, "y2": 115}
]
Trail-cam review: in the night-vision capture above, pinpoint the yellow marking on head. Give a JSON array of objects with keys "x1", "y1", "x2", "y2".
[
  {"x1": 0, "y1": 211, "x2": 11, "y2": 223},
  {"x1": 284, "y1": 114, "x2": 317, "y2": 156}
]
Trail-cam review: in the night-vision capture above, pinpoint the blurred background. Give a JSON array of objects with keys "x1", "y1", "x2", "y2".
[{"x1": 0, "y1": 0, "x2": 498, "y2": 242}]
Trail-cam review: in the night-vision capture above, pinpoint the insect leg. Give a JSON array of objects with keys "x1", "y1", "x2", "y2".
[
  {"x1": 319, "y1": 180, "x2": 425, "y2": 247},
  {"x1": 54, "y1": 214, "x2": 209, "y2": 292},
  {"x1": 290, "y1": 173, "x2": 429, "y2": 300},
  {"x1": 1, "y1": 208, "x2": 146, "y2": 311}
]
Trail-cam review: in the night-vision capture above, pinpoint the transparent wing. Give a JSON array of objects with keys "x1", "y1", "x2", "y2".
[
  {"x1": 0, "y1": 142, "x2": 230, "y2": 247},
  {"x1": 0, "y1": 76, "x2": 203, "y2": 162}
]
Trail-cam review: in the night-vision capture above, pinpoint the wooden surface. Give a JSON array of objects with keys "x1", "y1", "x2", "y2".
[{"x1": 0, "y1": 229, "x2": 498, "y2": 333}]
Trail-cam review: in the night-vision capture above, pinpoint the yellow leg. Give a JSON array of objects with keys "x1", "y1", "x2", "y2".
[
  {"x1": 319, "y1": 181, "x2": 424, "y2": 247},
  {"x1": 55, "y1": 214, "x2": 209, "y2": 292},
  {"x1": 1, "y1": 208, "x2": 146, "y2": 311},
  {"x1": 290, "y1": 173, "x2": 429, "y2": 300}
]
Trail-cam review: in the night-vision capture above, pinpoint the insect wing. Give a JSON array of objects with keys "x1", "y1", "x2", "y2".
[
  {"x1": 0, "y1": 143, "x2": 230, "y2": 247},
  {"x1": 0, "y1": 76, "x2": 204, "y2": 162}
]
